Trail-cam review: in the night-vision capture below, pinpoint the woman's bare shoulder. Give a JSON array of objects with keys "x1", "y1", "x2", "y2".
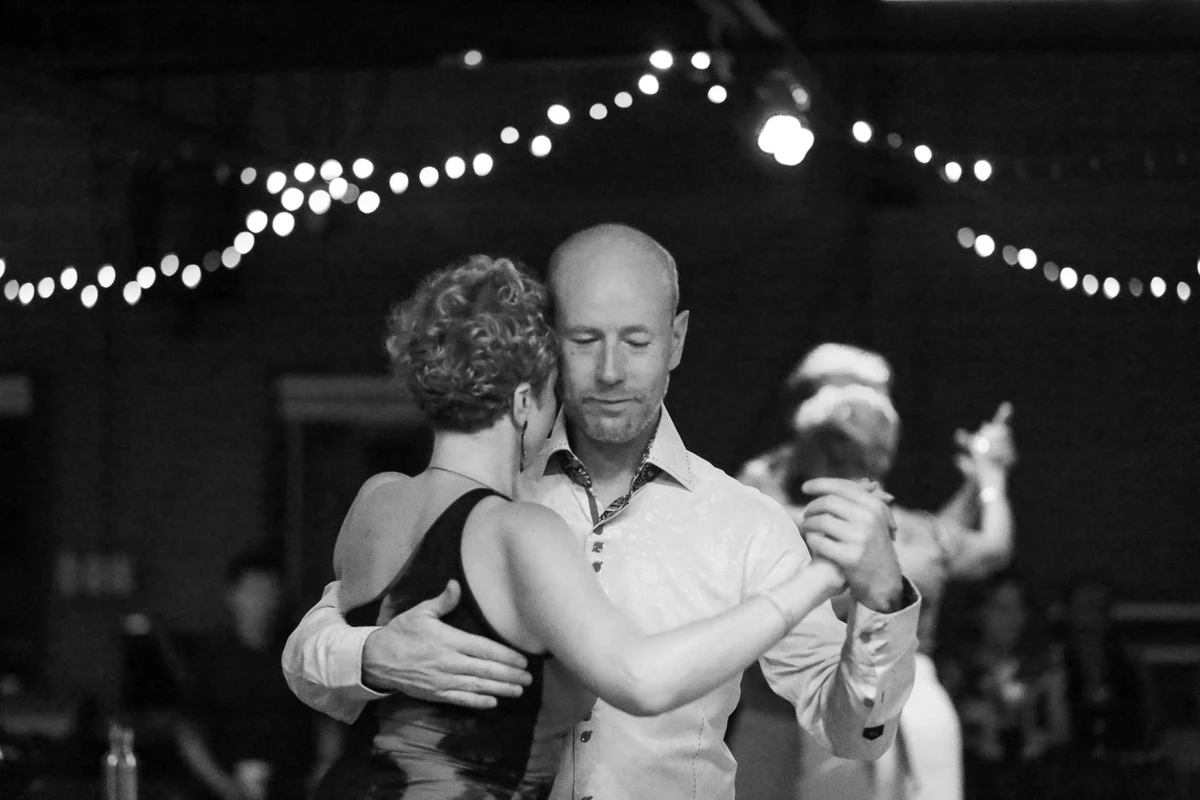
[
  {"x1": 334, "y1": 472, "x2": 422, "y2": 605},
  {"x1": 490, "y1": 500, "x2": 574, "y2": 550}
]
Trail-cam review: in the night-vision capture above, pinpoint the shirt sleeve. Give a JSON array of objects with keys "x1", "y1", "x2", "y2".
[
  {"x1": 745, "y1": 499, "x2": 921, "y2": 760},
  {"x1": 280, "y1": 581, "x2": 390, "y2": 725}
]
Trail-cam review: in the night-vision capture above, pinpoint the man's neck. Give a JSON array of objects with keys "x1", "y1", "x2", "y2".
[{"x1": 568, "y1": 412, "x2": 660, "y2": 490}]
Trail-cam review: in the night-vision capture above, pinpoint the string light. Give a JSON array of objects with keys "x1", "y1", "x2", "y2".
[
  {"x1": 309, "y1": 189, "x2": 332, "y2": 214},
  {"x1": 357, "y1": 191, "x2": 380, "y2": 214},
  {"x1": 10, "y1": 54, "x2": 1190, "y2": 315},
  {"x1": 472, "y1": 154, "x2": 493, "y2": 177},
  {"x1": 272, "y1": 212, "x2": 295, "y2": 236},
  {"x1": 319, "y1": 160, "x2": 342, "y2": 181},
  {"x1": 81, "y1": 285, "x2": 98, "y2": 308},
  {"x1": 182, "y1": 264, "x2": 202, "y2": 288},
  {"x1": 122, "y1": 282, "x2": 141, "y2": 306},
  {"x1": 547, "y1": 105, "x2": 570, "y2": 125},
  {"x1": 281, "y1": 187, "x2": 304, "y2": 211}
]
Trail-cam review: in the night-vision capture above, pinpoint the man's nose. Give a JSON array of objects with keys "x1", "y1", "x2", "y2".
[{"x1": 597, "y1": 341, "x2": 625, "y2": 385}]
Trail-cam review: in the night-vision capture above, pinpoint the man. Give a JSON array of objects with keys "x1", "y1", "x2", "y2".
[
  {"x1": 282, "y1": 224, "x2": 921, "y2": 800},
  {"x1": 177, "y1": 552, "x2": 340, "y2": 800}
]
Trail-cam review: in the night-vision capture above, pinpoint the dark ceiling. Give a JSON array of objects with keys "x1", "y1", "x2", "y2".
[{"x1": 2, "y1": 0, "x2": 1199, "y2": 77}]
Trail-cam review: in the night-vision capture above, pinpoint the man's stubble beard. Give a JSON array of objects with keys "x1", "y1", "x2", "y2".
[{"x1": 564, "y1": 375, "x2": 669, "y2": 447}]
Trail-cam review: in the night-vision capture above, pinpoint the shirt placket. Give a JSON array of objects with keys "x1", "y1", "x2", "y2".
[{"x1": 555, "y1": 449, "x2": 659, "y2": 800}]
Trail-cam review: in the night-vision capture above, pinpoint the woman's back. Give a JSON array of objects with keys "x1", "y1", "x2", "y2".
[{"x1": 319, "y1": 486, "x2": 589, "y2": 800}]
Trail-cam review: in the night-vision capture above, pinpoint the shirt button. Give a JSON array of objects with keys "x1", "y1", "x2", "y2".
[
  {"x1": 592, "y1": 542, "x2": 604, "y2": 553},
  {"x1": 592, "y1": 562, "x2": 602, "y2": 572},
  {"x1": 581, "y1": 731, "x2": 593, "y2": 743}
]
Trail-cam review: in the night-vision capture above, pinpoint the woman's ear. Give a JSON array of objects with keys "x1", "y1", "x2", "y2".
[{"x1": 511, "y1": 382, "x2": 533, "y2": 425}]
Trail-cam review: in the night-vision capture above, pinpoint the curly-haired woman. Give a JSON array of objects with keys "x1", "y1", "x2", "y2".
[{"x1": 314, "y1": 255, "x2": 850, "y2": 799}]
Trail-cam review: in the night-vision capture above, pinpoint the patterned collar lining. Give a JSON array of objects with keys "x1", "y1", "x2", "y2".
[{"x1": 553, "y1": 434, "x2": 663, "y2": 525}]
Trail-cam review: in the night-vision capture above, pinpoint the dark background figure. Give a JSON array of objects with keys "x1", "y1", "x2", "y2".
[
  {"x1": 174, "y1": 551, "x2": 340, "y2": 800},
  {"x1": 1038, "y1": 573, "x2": 1154, "y2": 798},
  {"x1": 941, "y1": 571, "x2": 1069, "y2": 800}
]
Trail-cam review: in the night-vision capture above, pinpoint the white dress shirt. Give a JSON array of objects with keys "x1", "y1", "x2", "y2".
[{"x1": 283, "y1": 407, "x2": 920, "y2": 800}]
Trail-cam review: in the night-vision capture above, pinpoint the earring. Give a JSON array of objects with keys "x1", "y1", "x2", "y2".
[{"x1": 520, "y1": 421, "x2": 528, "y2": 472}]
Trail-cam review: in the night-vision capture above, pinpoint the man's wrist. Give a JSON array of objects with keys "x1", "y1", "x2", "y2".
[{"x1": 361, "y1": 629, "x2": 393, "y2": 693}]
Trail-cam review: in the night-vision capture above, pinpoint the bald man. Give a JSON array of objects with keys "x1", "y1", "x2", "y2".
[{"x1": 282, "y1": 224, "x2": 921, "y2": 800}]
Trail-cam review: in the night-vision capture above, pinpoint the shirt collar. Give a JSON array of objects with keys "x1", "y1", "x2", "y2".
[{"x1": 534, "y1": 405, "x2": 696, "y2": 492}]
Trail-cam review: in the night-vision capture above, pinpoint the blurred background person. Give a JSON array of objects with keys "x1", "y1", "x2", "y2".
[
  {"x1": 731, "y1": 343, "x2": 1017, "y2": 800},
  {"x1": 942, "y1": 571, "x2": 1069, "y2": 800},
  {"x1": 174, "y1": 551, "x2": 341, "y2": 800}
]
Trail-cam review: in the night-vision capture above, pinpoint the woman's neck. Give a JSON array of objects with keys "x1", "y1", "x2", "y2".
[{"x1": 427, "y1": 425, "x2": 519, "y2": 497}]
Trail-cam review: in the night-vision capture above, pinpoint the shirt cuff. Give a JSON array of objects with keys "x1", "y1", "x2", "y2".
[
  {"x1": 843, "y1": 577, "x2": 921, "y2": 722},
  {"x1": 338, "y1": 625, "x2": 394, "y2": 700}
]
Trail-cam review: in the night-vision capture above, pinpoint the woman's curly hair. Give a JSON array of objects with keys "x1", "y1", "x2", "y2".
[{"x1": 385, "y1": 255, "x2": 557, "y2": 432}]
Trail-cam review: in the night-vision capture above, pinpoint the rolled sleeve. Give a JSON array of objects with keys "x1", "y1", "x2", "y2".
[
  {"x1": 746, "y1": 504, "x2": 921, "y2": 761},
  {"x1": 281, "y1": 581, "x2": 390, "y2": 724}
]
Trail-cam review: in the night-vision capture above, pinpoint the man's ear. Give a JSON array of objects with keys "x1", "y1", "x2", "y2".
[{"x1": 668, "y1": 309, "x2": 690, "y2": 371}]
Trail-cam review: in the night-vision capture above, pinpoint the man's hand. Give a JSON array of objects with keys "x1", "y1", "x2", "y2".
[
  {"x1": 798, "y1": 478, "x2": 905, "y2": 613},
  {"x1": 362, "y1": 579, "x2": 533, "y2": 709}
]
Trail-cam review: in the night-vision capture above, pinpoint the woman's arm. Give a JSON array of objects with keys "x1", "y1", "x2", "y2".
[{"x1": 500, "y1": 503, "x2": 845, "y2": 717}]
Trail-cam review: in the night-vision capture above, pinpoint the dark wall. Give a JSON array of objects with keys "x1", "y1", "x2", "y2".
[{"x1": 0, "y1": 51, "x2": 1197, "y2": 699}]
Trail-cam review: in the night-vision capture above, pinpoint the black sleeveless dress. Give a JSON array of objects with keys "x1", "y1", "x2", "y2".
[{"x1": 315, "y1": 488, "x2": 590, "y2": 800}]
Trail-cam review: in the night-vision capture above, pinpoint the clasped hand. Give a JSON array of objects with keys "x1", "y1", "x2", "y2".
[{"x1": 797, "y1": 478, "x2": 905, "y2": 614}]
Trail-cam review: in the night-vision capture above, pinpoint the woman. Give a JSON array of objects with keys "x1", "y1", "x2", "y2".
[
  {"x1": 315, "y1": 255, "x2": 851, "y2": 799},
  {"x1": 738, "y1": 380, "x2": 1015, "y2": 800}
]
